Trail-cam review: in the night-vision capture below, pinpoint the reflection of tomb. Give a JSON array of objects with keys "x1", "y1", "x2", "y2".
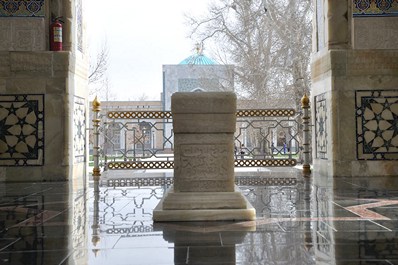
[
  {"x1": 154, "y1": 92, "x2": 255, "y2": 221},
  {"x1": 155, "y1": 222, "x2": 252, "y2": 264}
]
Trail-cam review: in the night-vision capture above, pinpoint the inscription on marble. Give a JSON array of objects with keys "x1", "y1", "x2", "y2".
[
  {"x1": 175, "y1": 180, "x2": 232, "y2": 193},
  {"x1": 176, "y1": 144, "x2": 229, "y2": 180}
]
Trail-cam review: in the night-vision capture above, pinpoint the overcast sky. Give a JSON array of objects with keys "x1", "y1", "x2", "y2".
[{"x1": 85, "y1": 0, "x2": 212, "y2": 101}]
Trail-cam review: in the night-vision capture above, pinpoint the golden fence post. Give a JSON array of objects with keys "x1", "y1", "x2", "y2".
[
  {"x1": 92, "y1": 96, "x2": 101, "y2": 180},
  {"x1": 301, "y1": 94, "x2": 311, "y2": 175}
]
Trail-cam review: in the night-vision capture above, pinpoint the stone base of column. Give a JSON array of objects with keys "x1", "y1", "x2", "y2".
[{"x1": 153, "y1": 185, "x2": 256, "y2": 222}]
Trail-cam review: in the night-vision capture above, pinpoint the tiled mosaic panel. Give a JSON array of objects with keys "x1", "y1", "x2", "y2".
[
  {"x1": 356, "y1": 90, "x2": 398, "y2": 160},
  {"x1": 76, "y1": 0, "x2": 83, "y2": 53},
  {"x1": 178, "y1": 78, "x2": 219, "y2": 92},
  {"x1": 353, "y1": 0, "x2": 398, "y2": 17},
  {"x1": 73, "y1": 96, "x2": 86, "y2": 163},
  {"x1": 0, "y1": 0, "x2": 45, "y2": 17},
  {"x1": 315, "y1": 93, "x2": 328, "y2": 159},
  {"x1": 0, "y1": 94, "x2": 44, "y2": 166}
]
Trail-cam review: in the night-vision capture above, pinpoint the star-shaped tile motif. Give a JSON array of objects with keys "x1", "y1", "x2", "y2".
[
  {"x1": 356, "y1": 90, "x2": 398, "y2": 160},
  {"x1": 0, "y1": 94, "x2": 44, "y2": 166},
  {"x1": 362, "y1": 98, "x2": 398, "y2": 153}
]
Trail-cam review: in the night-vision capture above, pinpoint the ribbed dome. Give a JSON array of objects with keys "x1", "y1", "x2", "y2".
[{"x1": 179, "y1": 53, "x2": 217, "y2": 65}]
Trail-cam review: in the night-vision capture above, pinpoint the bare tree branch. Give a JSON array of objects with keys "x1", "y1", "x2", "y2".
[
  {"x1": 88, "y1": 40, "x2": 109, "y2": 84},
  {"x1": 187, "y1": 0, "x2": 312, "y2": 109}
]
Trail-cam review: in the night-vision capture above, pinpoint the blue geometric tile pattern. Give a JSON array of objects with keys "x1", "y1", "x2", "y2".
[
  {"x1": 0, "y1": 94, "x2": 44, "y2": 166},
  {"x1": 315, "y1": 93, "x2": 328, "y2": 160},
  {"x1": 353, "y1": 0, "x2": 398, "y2": 17},
  {"x1": 178, "y1": 78, "x2": 219, "y2": 92},
  {"x1": 0, "y1": 0, "x2": 45, "y2": 17},
  {"x1": 73, "y1": 96, "x2": 86, "y2": 163},
  {"x1": 356, "y1": 90, "x2": 398, "y2": 160}
]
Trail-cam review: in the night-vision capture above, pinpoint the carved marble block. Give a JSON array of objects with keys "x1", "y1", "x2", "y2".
[
  {"x1": 153, "y1": 92, "x2": 256, "y2": 222},
  {"x1": 172, "y1": 92, "x2": 236, "y2": 192}
]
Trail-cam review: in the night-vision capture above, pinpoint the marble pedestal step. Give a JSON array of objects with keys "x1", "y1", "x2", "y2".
[
  {"x1": 162, "y1": 186, "x2": 248, "y2": 210},
  {"x1": 153, "y1": 185, "x2": 256, "y2": 222}
]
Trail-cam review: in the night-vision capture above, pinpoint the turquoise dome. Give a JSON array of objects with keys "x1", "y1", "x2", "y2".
[{"x1": 179, "y1": 53, "x2": 217, "y2": 65}]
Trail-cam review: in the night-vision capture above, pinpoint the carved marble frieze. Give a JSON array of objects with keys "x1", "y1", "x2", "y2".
[
  {"x1": 353, "y1": 16, "x2": 398, "y2": 49},
  {"x1": 356, "y1": 90, "x2": 398, "y2": 160},
  {"x1": 0, "y1": 94, "x2": 44, "y2": 166},
  {"x1": 0, "y1": 17, "x2": 45, "y2": 51}
]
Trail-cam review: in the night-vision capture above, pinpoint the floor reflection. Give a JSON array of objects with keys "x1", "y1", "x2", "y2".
[
  {"x1": 154, "y1": 222, "x2": 252, "y2": 265},
  {"x1": 0, "y1": 171, "x2": 398, "y2": 264}
]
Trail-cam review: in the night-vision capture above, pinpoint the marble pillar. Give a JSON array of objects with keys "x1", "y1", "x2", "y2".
[
  {"x1": 311, "y1": 1, "x2": 398, "y2": 180},
  {"x1": 153, "y1": 92, "x2": 255, "y2": 221},
  {"x1": 0, "y1": 0, "x2": 89, "y2": 182}
]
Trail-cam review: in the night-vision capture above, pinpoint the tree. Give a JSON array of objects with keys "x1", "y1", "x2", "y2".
[
  {"x1": 88, "y1": 40, "x2": 110, "y2": 98},
  {"x1": 135, "y1": 93, "x2": 149, "y2": 102},
  {"x1": 101, "y1": 77, "x2": 116, "y2": 101},
  {"x1": 187, "y1": 0, "x2": 312, "y2": 110},
  {"x1": 88, "y1": 40, "x2": 109, "y2": 84}
]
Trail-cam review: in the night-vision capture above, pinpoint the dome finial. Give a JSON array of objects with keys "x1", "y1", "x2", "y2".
[
  {"x1": 179, "y1": 43, "x2": 217, "y2": 65},
  {"x1": 195, "y1": 42, "x2": 203, "y2": 55}
]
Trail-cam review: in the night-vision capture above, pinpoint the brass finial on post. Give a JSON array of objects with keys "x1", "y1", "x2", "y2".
[
  {"x1": 92, "y1": 96, "x2": 101, "y2": 180},
  {"x1": 301, "y1": 94, "x2": 311, "y2": 176}
]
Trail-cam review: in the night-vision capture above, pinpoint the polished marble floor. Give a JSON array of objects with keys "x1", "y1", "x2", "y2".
[{"x1": 1, "y1": 169, "x2": 398, "y2": 265}]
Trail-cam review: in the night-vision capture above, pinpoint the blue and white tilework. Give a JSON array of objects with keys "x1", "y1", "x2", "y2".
[
  {"x1": 0, "y1": 0, "x2": 45, "y2": 17},
  {"x1": 353, "y1": 0, "x2": 398, "y2": 17}
]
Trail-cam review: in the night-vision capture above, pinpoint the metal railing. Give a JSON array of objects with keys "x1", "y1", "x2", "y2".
[{"x1": 91, "y1": 96, "x2": 311, "y2": 175}]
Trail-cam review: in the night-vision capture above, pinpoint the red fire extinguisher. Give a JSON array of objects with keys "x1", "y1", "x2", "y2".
[{"x1": 50, "y1": 17, "x2": 64, "y2": 51}]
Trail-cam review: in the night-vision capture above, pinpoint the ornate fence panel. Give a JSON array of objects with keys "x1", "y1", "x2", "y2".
[{"x1": 96, "y1": 109, "x2": 305, "y2": 171}]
